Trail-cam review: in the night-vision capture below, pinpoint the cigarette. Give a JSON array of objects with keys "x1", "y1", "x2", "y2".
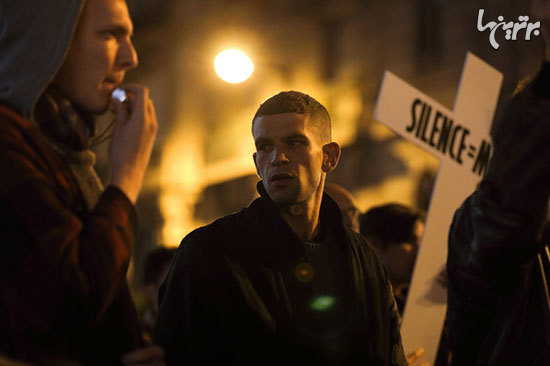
[{"x1": 112, "y1": 87, "x2": 127, "y2": 103}]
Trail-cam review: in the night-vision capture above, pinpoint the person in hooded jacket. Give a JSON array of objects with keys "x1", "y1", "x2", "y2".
[
  {"x1": 447, "y1": 1, "x2": 550, "y2": 365},
  {"x1": 0, "y1": 0, "x2": 162, "y2": 364}
]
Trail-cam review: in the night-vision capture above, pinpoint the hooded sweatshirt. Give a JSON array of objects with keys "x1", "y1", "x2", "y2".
[
  {"x1": 0, "y1": 1, "x2": 83, "y2": 118},
  {"x1": 0, "y1": 1, "x2": 143, "y2": 364}
]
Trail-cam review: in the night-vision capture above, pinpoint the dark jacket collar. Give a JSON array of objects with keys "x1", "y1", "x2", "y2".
[
  {"x1": 240, "y1": 181, "x2": 348, "y2": 267},
  {"x1": 254, "y1": 180, "x2": 346, "y2": 237}
]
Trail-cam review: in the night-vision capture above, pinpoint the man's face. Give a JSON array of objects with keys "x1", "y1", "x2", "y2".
[
  {"x1": 253, "y1": 113, "x2": 325, "y2": 206},
  {"x1": 52, "y1": 0, "x2": 138, "y2": 114}
]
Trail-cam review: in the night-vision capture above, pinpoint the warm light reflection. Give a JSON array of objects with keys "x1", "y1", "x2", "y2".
[
  {"x1": 294, "y1": 262, "x2": 314, "y2": 283},
  {"x1": 214, "y1": 49, "x2": 254, "y2": 83},
  {"x1": 159, "y1": 121, "x2": 205, "y2": 245}
]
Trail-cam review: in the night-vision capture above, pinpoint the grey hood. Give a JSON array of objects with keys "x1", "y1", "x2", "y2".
[{"x1": 0, "y1": 0, "x2": 85, "y2": 119}]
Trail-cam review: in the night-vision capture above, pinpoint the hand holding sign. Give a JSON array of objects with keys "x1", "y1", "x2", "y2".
[{"x1": 406, "y1": 348, "x2": 430, "y2": 366}]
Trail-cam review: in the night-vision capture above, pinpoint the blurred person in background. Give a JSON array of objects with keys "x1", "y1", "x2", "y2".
[
  {"x1": 360, "y1": 203, "x2": 425, "y2": 314},
  {"x1": 139, "y1": 246, "x2": 176, "y2": 344},
  {"x1": 361, "y1": 204, "x2": 451, "y2": 366},
  {"x1": 324, "y1": 183, "x2": 361, "y2": 233}
]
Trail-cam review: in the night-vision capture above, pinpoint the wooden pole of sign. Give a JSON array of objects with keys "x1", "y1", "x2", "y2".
[{"x1": 374, "y1": 53, "x2": 503, "y2": 364}]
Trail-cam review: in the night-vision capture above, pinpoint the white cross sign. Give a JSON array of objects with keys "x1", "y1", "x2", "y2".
[{"x1": 374, "y1": 53, "x2": 503, "y2": 364}]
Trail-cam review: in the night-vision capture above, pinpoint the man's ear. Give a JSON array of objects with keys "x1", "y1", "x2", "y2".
[{"x1": 322, "y1": 142, "x2": 341, "y2": 173}]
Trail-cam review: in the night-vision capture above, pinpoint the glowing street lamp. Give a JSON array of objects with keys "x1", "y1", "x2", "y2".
[{"x1": 214, "y1": 49, "x2": 254, "y2": 84}]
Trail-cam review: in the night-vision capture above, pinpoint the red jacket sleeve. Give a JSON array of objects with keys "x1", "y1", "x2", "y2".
[{"x1": 0, "y1": 105, "x2": 137, "y2": 334}]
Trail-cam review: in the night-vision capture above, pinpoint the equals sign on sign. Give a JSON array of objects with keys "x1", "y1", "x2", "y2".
[{"x1": 467, "y1": 145, "x2": 476, "y2": 158}]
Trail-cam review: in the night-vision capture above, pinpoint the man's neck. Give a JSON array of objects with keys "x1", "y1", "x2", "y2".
[{"x1": 277, "y1": 185, "x2": 324, "y2": 241}]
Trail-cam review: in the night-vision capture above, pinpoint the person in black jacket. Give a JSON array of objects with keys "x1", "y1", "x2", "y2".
[
  {"x1": 447, "y1": 1, "x2": 550, "y2": 364},
  {"x1": 156, "y1": 91, "x2": 406, "y2": 365}
]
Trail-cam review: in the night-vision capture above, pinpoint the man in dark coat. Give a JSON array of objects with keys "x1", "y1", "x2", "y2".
[
  {"x1": 447, "y1": 1, "x2": 550, "y2": 364},
  {"x1": 156, "y1": 91, "x2": 406, "y2": 365},
  {"x1": 0, "y1": 0, "x2": 161, "y2": 364}
]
